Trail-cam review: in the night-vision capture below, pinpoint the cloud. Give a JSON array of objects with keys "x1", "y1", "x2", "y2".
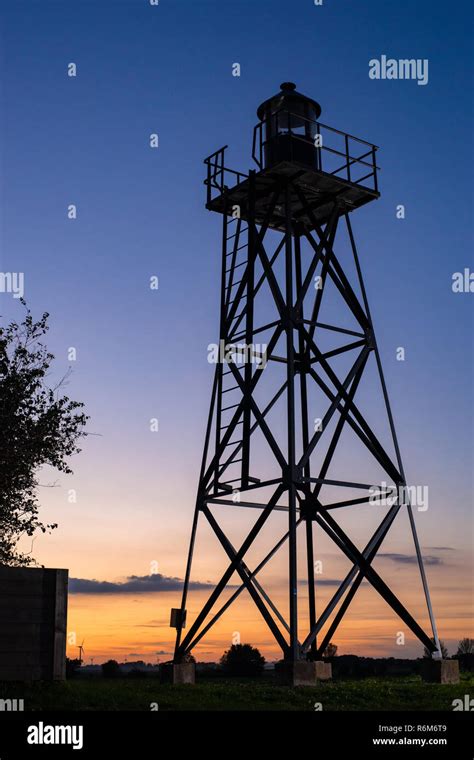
[
  {"x1": 69, "y1": 573, "x2": 227, "y2": 595},
  {"x1": 134, "y1": 621, "x2": 167, "y2": 628},
  {"x1": 378, "y1": 553, "x2": 442, "y2": 566}
]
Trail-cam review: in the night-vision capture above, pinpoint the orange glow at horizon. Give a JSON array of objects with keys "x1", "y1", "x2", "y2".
[{"x1": 66, "y1": 569, "x2": 472, "y2": 665}]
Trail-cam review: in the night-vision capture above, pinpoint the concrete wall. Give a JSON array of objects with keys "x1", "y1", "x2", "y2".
[{"x1": 0, "y1": 565, "x2": 68, "y2": 680}]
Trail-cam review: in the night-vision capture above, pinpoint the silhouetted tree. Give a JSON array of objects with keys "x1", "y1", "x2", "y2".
[
  {"x1": 183, "y1": 652, "x2": 196, "y2": 664},
  {"x1": 66, "y1": 657, "x2": 82, "y2": 679},
  {"x1": 323, "y1": 642, "x2": 338, "y2": 658},
  {"x1": 423, "y1": 638, "x2": 448, "y2": 659},
  {"x1": 0, "y1": 303, "x2": 88, "y2": 565},
  {"x1": 101, "y1": 660, "x2": 121, "y2": 678},
  {"x1": 457, "y1": 638, "x2": 474, "y2": 655},
  {"x1": 220, "y1": 644, "x2": 265, "y2": 676}
]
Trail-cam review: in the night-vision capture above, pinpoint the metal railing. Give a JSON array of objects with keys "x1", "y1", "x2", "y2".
[
  {"x1": 252, "y1": 108, "x2": 379, "y2": 192},
  {"x1": 204, "y1": 146, "x2": 248, "y2": 205},
  {"x1": 204, "y1": 112, "x2": 379, "y2": 205}
]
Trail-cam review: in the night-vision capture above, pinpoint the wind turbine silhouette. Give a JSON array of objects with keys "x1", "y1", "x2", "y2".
[{"x1": 77, "y1": 639, "x2": 85, "y2": 665}]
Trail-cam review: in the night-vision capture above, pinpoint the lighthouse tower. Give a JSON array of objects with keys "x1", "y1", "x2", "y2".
[{"x1": 171, "y1": 83, "x2": 440, "y2": 685}]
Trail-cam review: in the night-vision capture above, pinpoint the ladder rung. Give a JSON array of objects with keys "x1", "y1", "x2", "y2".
[
  {"x1": 226, "y1": 243, "x2": 247, "y2": 256},
  {"x1": 225, "y1": 261, "x2": 246, "y2": 274},
  {"x1": 222, "y1": 385, "x2": 240, "y2": 393},
  {"x1": 226, "y1": 227, "x2": 248, "y2": 241},
  {"x1": 222, "y1": 459, "x2": 242, "y2": 472},
  {"x1": 222, "y1": 365, "x2": 245, "y2": 376},
  {"x1": 224, "y1": 439, "x2": 243, "y2": 448},
  {"x1": 221, "y1": 401, "x2": 240, "y2": 409},
  {"x1": 225, "y1": 279, "x2": 245, "y2": 296},
  {"x1": 220, "y1": 421, "x2": 243, "y2": 431},
  {"x1": 227, "y1": 294, "x2": 247, "y2": 306}
]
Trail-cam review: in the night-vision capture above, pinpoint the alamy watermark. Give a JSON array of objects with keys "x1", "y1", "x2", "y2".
[
  {"x1": 369, "y1": 481, "x2": 429, "y2": 512},
  {"x1": 0, "y1": 272, "x2": 24, "y2": 299},
  {"x1": 0, "y1": 698, "x2": 24, "y2": 711},
  {"x1": 369, "y1": 56, "x2": 429, "y2": 86},
  {"x1": 452, "y1": 268, "x2": 474, "y2": 293},
  {"x1": 27, "y1": 722, "x2": 83, "y2": 750},
  {"x1": 207, "y1": 340, "x2": 268, "y2": 368},
  {"x1": 452, "y1": 695, "x2": 474, "y2": 711}
]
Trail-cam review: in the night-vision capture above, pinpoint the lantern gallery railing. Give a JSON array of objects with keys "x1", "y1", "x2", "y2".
[
  {"x1": 204, "y1": 114, "x2": 379, "y2": 207},
  {"x1": 252, "y1": 108, "x2": 379, "y2": 192}
]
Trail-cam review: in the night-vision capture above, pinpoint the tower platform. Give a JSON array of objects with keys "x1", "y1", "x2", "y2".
[{"x1": 206, "y1": 160, "x2": 379, "y2": 232}]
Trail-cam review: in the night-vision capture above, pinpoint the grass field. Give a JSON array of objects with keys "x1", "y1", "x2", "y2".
[{"x1": 1, "y1": 673, "x2": 473, "y2": 711}]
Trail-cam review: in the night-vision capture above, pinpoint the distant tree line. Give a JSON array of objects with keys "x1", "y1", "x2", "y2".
[{"x1": 66, "y1": 638, "x2": 474, "y2": 680}]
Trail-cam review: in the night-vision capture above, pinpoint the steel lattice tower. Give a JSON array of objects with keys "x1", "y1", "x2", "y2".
[{"x1": 172, "y1": 83, "x2": 440, "y2": 670}]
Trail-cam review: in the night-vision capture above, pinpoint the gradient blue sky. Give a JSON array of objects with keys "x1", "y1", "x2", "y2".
[{"x1": 0, "y1": 0, "x2": 472, "y2": 661}]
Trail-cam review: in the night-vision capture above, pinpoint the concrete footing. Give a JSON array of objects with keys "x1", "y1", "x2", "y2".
[
  {"x1": 421, "y1": 659, "x2": 460, "y2": 684},
  {"x1": 275, "y1": 660, "x2": 332, "y2": 687},
  {"x1": 161, "y1": 663, "x2": 196, "y2": 685}
]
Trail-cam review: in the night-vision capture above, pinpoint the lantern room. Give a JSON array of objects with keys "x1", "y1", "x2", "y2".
[{"x1": 256, "y1": 81, "x2": 322, "y2": 169}]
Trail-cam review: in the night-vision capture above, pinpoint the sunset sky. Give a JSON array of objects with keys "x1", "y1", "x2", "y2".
[{"x1": 0, "y1": 0, "x2": 472, "y2": 664}]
